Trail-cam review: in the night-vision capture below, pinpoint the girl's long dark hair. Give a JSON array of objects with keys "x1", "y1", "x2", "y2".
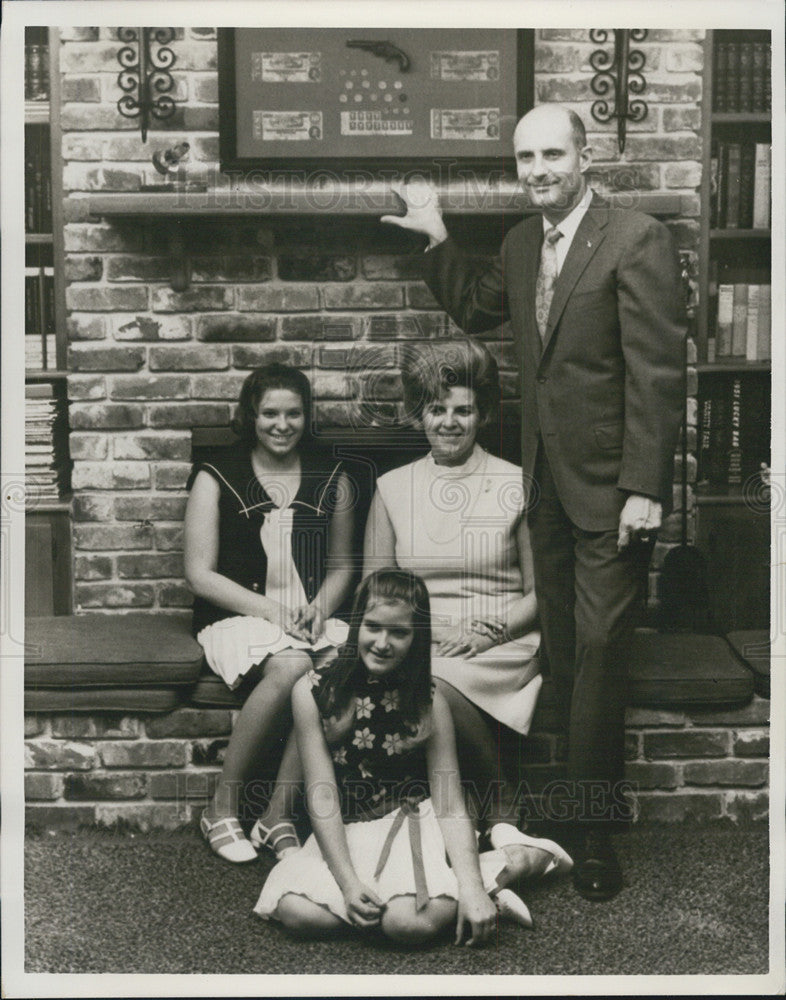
[{"x1": 317, "y1": 569, "x2": 433, "y2": 729}]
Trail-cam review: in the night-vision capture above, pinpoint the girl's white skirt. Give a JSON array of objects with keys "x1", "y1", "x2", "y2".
[
  {"x1": 197, "y1": 615, "x2": 349, "y2": 689},
  {"x1": 254, "y1": 797, "x2": 506, "y2": 924}
]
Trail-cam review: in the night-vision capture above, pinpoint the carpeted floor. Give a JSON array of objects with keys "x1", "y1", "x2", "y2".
[{"x1": 24, "y1": 823, "x2": 769, "y2": 976}]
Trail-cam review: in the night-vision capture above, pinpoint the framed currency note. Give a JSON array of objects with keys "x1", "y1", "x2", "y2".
[{"x1": 218, "y1": 28, "x2": 533, "y2": 171}]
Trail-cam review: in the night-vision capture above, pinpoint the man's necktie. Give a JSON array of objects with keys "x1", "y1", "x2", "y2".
[{"x1": 535, "y1": 226, "x2": 563, "y2": 341}]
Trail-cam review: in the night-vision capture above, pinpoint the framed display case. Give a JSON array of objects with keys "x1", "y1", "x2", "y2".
[{"x1": 218, "y1": 28, "x2": 534, "y2": 172}]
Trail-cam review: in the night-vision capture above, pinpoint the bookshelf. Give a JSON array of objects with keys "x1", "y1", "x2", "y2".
[
  {"x1": 24, "y1": 27, "x2": 72, "y2": 615},
  {"x1": 694, "y1": 28, "x2": 771, "y2": 630}
]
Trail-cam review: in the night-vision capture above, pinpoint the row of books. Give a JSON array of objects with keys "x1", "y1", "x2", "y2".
[
  {"x1": 712, "y1": 40, "x2": 771, "y2": 113},
  {"x1": 707, "y1": 274, "x2": 771, "y2": 362},
  {"x1": 25, "y1": 384, "x2": 69, "y2": 504},
  {"x1": 25, "y1": 41, "x2": 50, "y2": 101},
  {"x1": 697, "y1": 375, "x2": 769, "y2": 494},
  {"x1": 709, "y1": 141, "x2": 771, "y2": 230},
  {"x1": 26, "y1": 266, "x2": 58, "y2": 370},
  {"x1": 25, "y1": 126, "x2": 53, "y2": 233}
]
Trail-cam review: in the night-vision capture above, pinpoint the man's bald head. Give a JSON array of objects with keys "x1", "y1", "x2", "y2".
[
  {"x1": 514, "y1": 105, "x2": 587, "y2": 153},
  {"x1": 512, "y1": 105, "x2": 592, "y2": 222}
]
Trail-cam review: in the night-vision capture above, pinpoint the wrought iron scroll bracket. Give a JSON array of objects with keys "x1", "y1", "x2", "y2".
[
  {"x1": 589, "y1": 29, "x2": 648, "y2": 154},
  {"x1": 117, "y1": 27, "x2": 177, "y2": 143}
]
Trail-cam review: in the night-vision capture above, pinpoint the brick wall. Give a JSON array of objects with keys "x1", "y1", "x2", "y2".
[
  {"x1": 35, "y1": 27, "x2": 758, "y2": 829},
  {"x1": 59, "y1": 26, "x2": 705, "y2": 616},
  {"x1": 24, "y1": 693, "x2": 769, "y2": 830}
]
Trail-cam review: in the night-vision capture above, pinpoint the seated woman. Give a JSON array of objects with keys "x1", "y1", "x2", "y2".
[
  {"x1": 363, "y1": 338, "x2": 571, "y2": 869},
  {"x1": 185, "y1": 363, "x2": 354, "y2": 863}
]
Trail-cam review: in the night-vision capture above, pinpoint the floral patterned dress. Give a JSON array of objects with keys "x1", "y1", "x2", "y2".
[{"x1": 254, "y1": 666, "x2": 505, "y2": 923}]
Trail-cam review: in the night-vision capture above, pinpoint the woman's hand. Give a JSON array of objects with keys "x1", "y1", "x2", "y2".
[
  {"x1": 455, "y1": 886, "x2": 497, "y2": 946},
  {"x1": 342, "y1": 879, "x2": 385, "y2": 928},
  {"x1": 286, "y1": 603, "x2": 324, "y2": 644},
  {"x1": 435, "y1": 618, "x2": 501, "y2": 658}
]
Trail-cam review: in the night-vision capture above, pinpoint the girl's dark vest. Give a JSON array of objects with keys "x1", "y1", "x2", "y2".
[{"x1": 187, "y1": 442, "x2": 344, "y2": 635}]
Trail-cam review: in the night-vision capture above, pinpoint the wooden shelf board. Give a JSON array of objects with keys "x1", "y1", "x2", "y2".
[
  {"x1": 711, "y1": 112, "x2": 771, "y2": 125},
  {"x1": 84, "y1": 187, "x2": 687, "y2": 218},
  {"x1": 25, "y1": 233, "x2": 54, "y2": 244},
  {"x1": 695, "y1": 493, "x2": 753, "y2": 506},
  {"x1": 25, "y1": 101, "x2": 50, "y2": 124},
  {"x1": 697, "y1": 361, "x2": 771, "y2": 374},
  {"x1": 710, "y1": 228, "x2": 771, "y2": 240},
  {"x1": 25, "y1": 370, "x2": 69, "y2": 381},
  {"x1": 26, "y1": 497, "x2": 72, "y2": 514}
]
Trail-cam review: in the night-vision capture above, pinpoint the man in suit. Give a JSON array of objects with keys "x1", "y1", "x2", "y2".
[{"x1": 382, "y1": 104, "x2": 686, "y2": 900}]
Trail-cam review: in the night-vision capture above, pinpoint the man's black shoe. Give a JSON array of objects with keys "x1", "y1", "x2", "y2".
[{"x1": 571, "y1": 827, "x2": 623, "y2": 902}]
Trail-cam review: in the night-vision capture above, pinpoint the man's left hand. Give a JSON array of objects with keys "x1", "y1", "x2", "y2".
[{"x1": 617, "y1": 494, "x2": 662, "y2": 550}]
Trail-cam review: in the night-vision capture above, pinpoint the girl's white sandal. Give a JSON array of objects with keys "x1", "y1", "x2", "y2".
[
  {"x1": 489, "y1": 822, "x2": 573, "y2": 876},
  {"x1": 200, "y1": 811, "x2": 258, "y2": 864},
  {"x1": 249, "y1": 819, "x2": 301, "y2": 860}
]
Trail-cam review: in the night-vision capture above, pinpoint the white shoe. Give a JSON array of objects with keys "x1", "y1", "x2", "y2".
[
  {"x1": 249, "y1": 819, "x2": 301, "y2": 860},
  {"x1": 489, "y1": 822, "x2": 573, "y2": 876},
  {"x1": 495, "y1": 888, "x2": 534, "y2": 929},
  {"x1": 200, "y1": 811, "x2": 258, "y2": 864}
]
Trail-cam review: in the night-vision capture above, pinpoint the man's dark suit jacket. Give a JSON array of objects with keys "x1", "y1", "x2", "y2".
[{"x1": 422, "y1": 193, "x2": 688, "y2": 533}]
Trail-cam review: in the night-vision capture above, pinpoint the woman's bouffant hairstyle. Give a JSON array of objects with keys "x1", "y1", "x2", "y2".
[
  {"x1": 231, "y1": 363, "x2": 314, "y2": 447},
  {"x1": 400, "y1": 337, "x2": 500, "y2": 426},
  {"x1": 316, "y1": 568, "x2": 433, "y2": 730}
]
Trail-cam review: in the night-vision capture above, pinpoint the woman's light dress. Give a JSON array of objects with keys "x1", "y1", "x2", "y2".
[{"x1": 371, "y1": 444, "x2": 541, "y2": 734}]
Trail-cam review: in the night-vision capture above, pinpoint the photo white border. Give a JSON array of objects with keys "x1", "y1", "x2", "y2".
[{"x1": 2, "y1": 0, "x2": 784, "y2": 996}]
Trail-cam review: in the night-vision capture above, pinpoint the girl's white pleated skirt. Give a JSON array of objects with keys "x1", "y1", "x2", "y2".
[{"x1": 254, "y1": 797, "x2": 506, "y2": 924}]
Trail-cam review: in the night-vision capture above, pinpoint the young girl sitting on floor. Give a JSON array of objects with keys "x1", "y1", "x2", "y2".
[{"x1": 255, "y1": 569, "x2": 568, "y2": 946}]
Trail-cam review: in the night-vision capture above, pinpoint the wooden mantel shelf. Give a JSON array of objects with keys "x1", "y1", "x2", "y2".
[
  {"x1": 85, "y1": 184, "x2": 685, "y2": 218},
  {"x1": 81, "y1": 185, "x2": 687, "y2": 290}
]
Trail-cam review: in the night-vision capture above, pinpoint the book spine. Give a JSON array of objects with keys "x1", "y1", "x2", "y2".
[
  {"x1": 741, "y1": 378, "x2": 770, "y2": 483},
  {"x1": 745, "y1": 284, "x2": 760, "y2": 361},
  {"x1": 42, "y1": 267, "x2": 56, "y2": 337},
  {"x1": 708, "y1": 380, "x2": 729, "y2": 489},
  {"x1": 726, "y1": 377, "x2": 743, "y2": 492},
  {"x1": 752, "y1": 42, "x2": 767, "y2": 111},
  {"x1": 752, "y1": 143, "x2": 771, "y2": 229},
  {"x1": 737, "y1": 42, "x2": 753, "y2": 112},
  {"x1": 724, "y1": 143, "x2": 742, "y2": 228},
  {"x1": 726, "y1": 42, "x2": 741, "y2": 112},
  {"x1": 714, "y1": 41, "x2": 729, "y2": 112},
  {"x1": 738, "y1": 142, "x2": 755, "y2": 229},
  {"x1": 756, "y1": 285, "x2": 771, "y2": 361},
  {"x1": 697, "y1": 392, "x2": 713, "y2": 487},
  {"x1": 26, "y1": 44, "x2": 45, "y2": 101},
  {"x1": 24, "y1": 45, "x2": 33, "y2": 100},
  {"x1": 24, "y1": 143, "x2": 37, "y2": 232},
  {"x1": 709, "y1": 139, "x2": 719, "y2": 228},
  {"x1": 40, "y1": 137, "x2": 52, "y2": 233},
  {"x1": 707, "y1": 259, "x2": 719, "y2": 339},
  {"x1": 716, "y1": 141, "x2": 728, "y2": 228},
  {"x1": 25, "y1": 268, "x2": 40, "y2": 333},
  {"x1": 731, "y1": 283, "x2": 748, "y2": 356},
  {"x1": 716, "y1": 283, "x2": 734, "y2": 357}
]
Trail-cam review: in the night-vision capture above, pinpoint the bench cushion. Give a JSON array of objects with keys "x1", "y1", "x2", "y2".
[
  {"x1": 190, "y1": 629, "x2": 757, "y2": 710},
  {"x1": 191, "y1": 668, "x2": 245, "y2": 708},
  {"x1": 627, "y1": 630, "x2": 755, "y2": 706},
  {"x1": 25, "y1": 614, "x2": 204, "y2": 688},
  {"x1": 25, "y1": 686, "x2": 186, "y2": 713},
  {"x1": 726, "y1": 630, "x2": 770, "y2": 699}
]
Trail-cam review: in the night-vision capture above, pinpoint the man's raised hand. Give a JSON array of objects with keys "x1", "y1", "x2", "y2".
[{"x1": 380, "y1": 179, "x2": 449, "y2": 248}]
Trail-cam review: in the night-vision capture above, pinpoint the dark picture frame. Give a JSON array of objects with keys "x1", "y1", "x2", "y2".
[{"x1": 217, "y1": 28, "x2": 534, "y2": 174}]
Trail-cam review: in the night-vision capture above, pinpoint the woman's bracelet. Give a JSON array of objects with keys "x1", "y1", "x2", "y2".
[{"x1": 470, "y1": 619, "x2": 512, "y2": 645}]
